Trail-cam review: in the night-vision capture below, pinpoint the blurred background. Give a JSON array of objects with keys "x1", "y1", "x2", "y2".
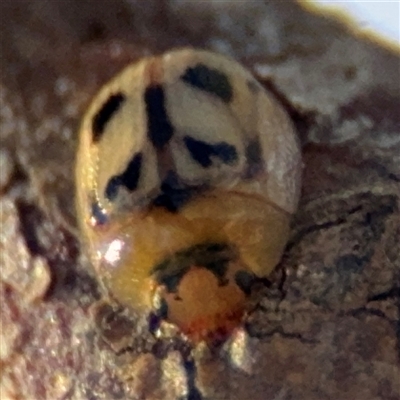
[{"x1": 313, "y1": 0, "x2": 400, "y2": 47}]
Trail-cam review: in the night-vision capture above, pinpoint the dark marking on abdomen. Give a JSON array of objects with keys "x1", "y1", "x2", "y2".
[
  {"x1": 181, "y1": 64, "x2": 233, "y2": 103},
  {"x1": 145, "y1": 85, "x2": 174, "y2": 149},
  {"x1": 92, "y1": 93, "x2": 126, "y2": 143},
  {"x1": 184, "y1": 136, "x2": 238, "y2": 168},
  {"x1": 151, "y1": 243, "x2": 234, "y2": 292},
  {"x1": 234, "y1": 270, "x2": 256, "y2": 296},
  {"x1": 104, "y1": 153, "x2": 143, "y2": 201}
]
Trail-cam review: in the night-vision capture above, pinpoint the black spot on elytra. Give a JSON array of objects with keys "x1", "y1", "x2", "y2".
[
  {"x1": 104, "y1": 176, "x2": 120, "y2": 202},
  {"x1": 181, "y1": 64, "x2": 233, "y2": 103},
  {"x1": 104, "y1": 153, "x2": 142, "y2": 201},
  {"x1": 90, "y1": 201, "x2": 108, "y2": 225},
  {"x1": 235, "y1": 270, "x2": 256, "y2": 296},
  {"x1": 245, "y1": 138, "x2": 263, "y2": 177},
  {"x1": 151, "y1": 243, "x2": 235, "y2": 292},
  {"x1": 184, "y1": 136, "x2": 238, "y2": 168},
  {"x1": 120, "y1": 153, "x2": 143, "y2": 191},
  {"x1": 92, "y1": 93, "x2": 125, "y2": 142},
  {"x1": 152, "y1": 171, "x2": 198, "y2": 212},
  {"x1": 145, "y1": 85, "x2": 174, "y2": 149}
]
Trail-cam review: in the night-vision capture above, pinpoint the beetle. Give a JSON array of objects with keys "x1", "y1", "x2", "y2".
[{"x1": 75, "y1": 48, "x2": 301, "y2": 342}]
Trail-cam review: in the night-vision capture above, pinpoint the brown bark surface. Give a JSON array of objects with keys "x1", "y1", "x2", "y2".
[{"x1": 1, "y1": 1, "x2": 399, "y2": 399}]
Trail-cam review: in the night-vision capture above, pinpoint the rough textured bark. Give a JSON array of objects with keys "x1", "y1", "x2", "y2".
[{"x1": 1, "y1": 1, "x2": 399, "y2": 399}]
